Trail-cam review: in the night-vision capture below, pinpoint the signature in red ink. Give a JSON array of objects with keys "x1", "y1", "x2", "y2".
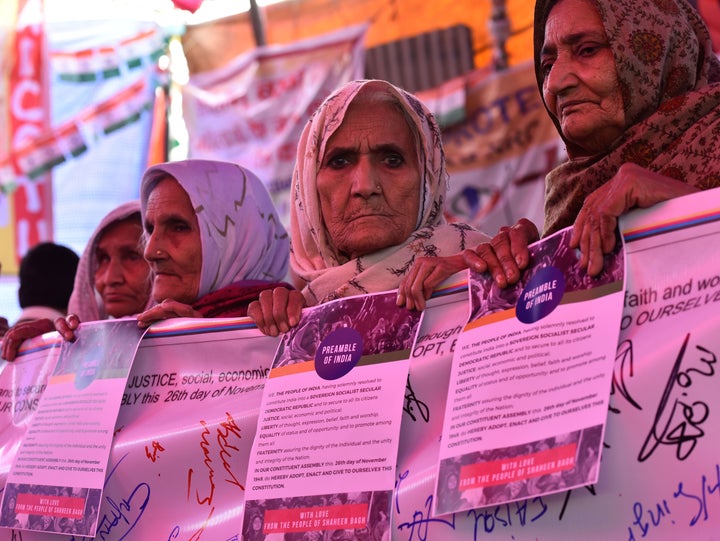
[
  {"x1": 145, "y1": 441, "x2": 166, "y2": 463},
  {"x1": 187, "y1": 412, "x2": 244, "y2": 507}
]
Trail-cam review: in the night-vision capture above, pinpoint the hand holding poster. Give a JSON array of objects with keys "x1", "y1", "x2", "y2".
[
  {"x1": 434, "y1": 227, "x2": 625, "y2": 515},
  {"x1": 243, "y1": 291, "x2": 423, "y2": 540},
  {"x1": 1, "y1": 320, "x2": 146, "y2": 537}
]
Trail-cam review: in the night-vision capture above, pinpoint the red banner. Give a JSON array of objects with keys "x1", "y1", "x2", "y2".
[{"x1": 9, "y1": 0, "x2": 52, "y2": 265}]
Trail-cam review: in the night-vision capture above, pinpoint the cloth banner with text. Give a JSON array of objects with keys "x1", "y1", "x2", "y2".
[
  {"x1": 1, "y1": 188, "x2": 720, "y2": 539},
  {"x1": 441, "y1": 60, "x2": 566, "y2": 236}
]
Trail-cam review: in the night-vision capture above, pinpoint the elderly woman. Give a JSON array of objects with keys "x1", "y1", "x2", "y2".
[
  {"x1": 463, "y1": 0, "x2": 720, "y2": 284},
  {"x1": 136, "y1": 159, "x2": 291, "y2": 326},
  {"x1": 69, "y1": 201, "x2": 151, "y2": 321},
  {"x1": 249, "y1": 79, "x2": 490, "y2": 335},
  {"x1": 1, "y1": 202, "x2": 151, "y2": 361}
]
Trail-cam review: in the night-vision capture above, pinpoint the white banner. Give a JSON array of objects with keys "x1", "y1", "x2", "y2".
[{"x1": 1, "y1": 188, "x2": 720, "y2": 539}]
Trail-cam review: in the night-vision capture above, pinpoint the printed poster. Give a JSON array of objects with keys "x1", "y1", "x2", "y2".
[
  {"x1": 0, "y1": 335, "x2": 61, "y2": 486},
  {"x1": 243, "y1": 291, "x2": 423, "y2": 540},
  {"x1": 0, "y1": 317, "x2": 282, "y2": 540},
  {"x1": 0, "y1": 320, "x2": 146, "y2": 537},
  {"x1": 435, "y1": 227, "x2": 625, "y2": 515}
]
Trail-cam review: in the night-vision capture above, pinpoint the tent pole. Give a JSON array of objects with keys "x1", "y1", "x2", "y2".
[
  {"x1": 488, "y1": 0, "x2": 510, "y2": 70},
  {"x1": 249, "y1": 0, "x2": 266, "y2": 47}
]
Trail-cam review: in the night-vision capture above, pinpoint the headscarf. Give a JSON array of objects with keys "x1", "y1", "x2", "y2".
[
  {"x1": 290, "y1": 79, "x2": 490, "y2": 305},
  {"x1": 140, "y1": 159, "x2": 290, "y2": 301},
  {"x1": 68, "y1": 201, "x2": 148, "y2": 321},
  {"x1": 534, "y1": 0, "x2": 720, "y2": 235}
]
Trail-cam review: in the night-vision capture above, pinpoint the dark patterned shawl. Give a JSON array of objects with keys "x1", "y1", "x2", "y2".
[{"x1": 534, "y1": 0, "x2": 720, "y2": 235}]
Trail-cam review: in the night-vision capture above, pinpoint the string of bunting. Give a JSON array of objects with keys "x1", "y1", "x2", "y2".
[
  {"x1": 0, "y1": 78, "x2": 155, "y2": 193},
  {"x1": 52, "y1": 28, "x2": 167, "y2": 83}
]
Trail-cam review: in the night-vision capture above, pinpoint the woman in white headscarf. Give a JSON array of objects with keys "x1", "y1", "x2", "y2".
[
  {"x1": 137, "y1": 159, "x2": 292, "y2": 326},
  {"x1": 249, "y1": 79, "x2": 489, "y2": 335}
]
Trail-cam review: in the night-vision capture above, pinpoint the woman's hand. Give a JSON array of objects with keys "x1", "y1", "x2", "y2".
[
  {"x1": 463, "y1": 218, "x2": 539, "y2": 288},
  {"x1": 54, "y1": 313, "x2": 81, "y2": 342},
  {"x1": 397, "y1": 254, "x2": 468, "y2": 311},
  {"x1": 247, "y1": 287, "x2": 306, "y2": 337},
  {"x1": 136, "y1": 299, "x2": 202, "y2": 328},
  {"x1": 2, "y1": 318, "x2": 55, "y2": 361},
  {"x1": 572, "y1": 163, "x2": 698, "y2": 276}
]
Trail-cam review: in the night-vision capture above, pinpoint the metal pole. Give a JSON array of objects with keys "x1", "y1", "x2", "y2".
[
  {"x1": 248, "y1": 0, "x2": 266, "y2": 47},
  {"x1": 488, "y1": 0, "x2": 510, "y2": 70}
]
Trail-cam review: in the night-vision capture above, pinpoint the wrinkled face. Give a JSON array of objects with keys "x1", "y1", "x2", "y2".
[
  {"x1": 93, "y1": 218, "x2": 151, "y2": 318},
  {"x1": 317, "y1": 97, "x2": 421, "y2": 260},
  {"x1": 540, "y1": 0, "x2": 625, "y2": 156},
  {"x1": 143, "y1": 177, "x2": 202, "y2": 304}
]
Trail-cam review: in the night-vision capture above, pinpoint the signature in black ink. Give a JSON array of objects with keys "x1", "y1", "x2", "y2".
[
  {"x1": 639, "y1": 334, "x2": 716, "y2": 462},
  {"x1": 557, "y1": 484, "x2": 596, "y2": 521},
  {"x1": 610, "y1": 339, "x2": 641, "y2": 413},
  {"x1": 404, "y1": 375, "x2": 430, "y2": 422},
  {"x1": 95, "y1": 482, "x2": 151, "y2": 540}
]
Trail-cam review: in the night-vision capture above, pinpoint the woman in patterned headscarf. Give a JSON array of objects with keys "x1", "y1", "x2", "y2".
[
  {"x1": 249, "y1": 79, "x2": 489, "y2": 335},
  {"x1": 464, "y1": 0, "x2": 720, "y2": 283},
  {"x1": 136, "y1": 159, "x2": 292, "y2": 325}
]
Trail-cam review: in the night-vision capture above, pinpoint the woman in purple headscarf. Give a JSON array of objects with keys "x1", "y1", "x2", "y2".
[{"x1": 136, "y1": 159, "x2": 292, "y2": 326}]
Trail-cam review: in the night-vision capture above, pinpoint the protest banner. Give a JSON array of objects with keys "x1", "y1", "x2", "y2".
[
  {"x1": 392, "y1": 188, "x2": 720, "y2": 540},
  {"x1": 1, "y1": 188, "x2": 719, "y2": 539},
  {"x1": 1, "y1": 318, "x2": 281, "y2": 539}
]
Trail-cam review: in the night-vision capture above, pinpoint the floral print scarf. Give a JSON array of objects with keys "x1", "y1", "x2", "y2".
[{"x1": 534, "y1": 0, "x2": 720, "y2": 235}]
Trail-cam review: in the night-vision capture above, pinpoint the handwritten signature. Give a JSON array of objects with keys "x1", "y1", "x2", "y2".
[
  {"x1": 394, "y1": 465, "x2": 556, "y2": 541},
  {"x1": 188, "y1": 412, "x2": 244, "y2": 507},
  {"x1": 145, "y1": 440, "x2": 166, "y2": 463},
  {"x1": 397, "y1": 493, "x2": 456, "y2": 541},
  {"x1": 95, "y1": 483, "x2": 151, "y2": 540},
  {"x1": 627, "y1": 463, "x2": 720, "y2": 540},
  {"x1": 639, "y1": 334, "x2": 716, "y2": 462},
  {"x1": 610, "y1": 339, "x2": 642, "y2": 413},
  {"x1": 64, "y1": 453, "x2": 148, "y2": 541},
  {"x1": 404, "y1": 376, "x2": 430, "y2": 423}
]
